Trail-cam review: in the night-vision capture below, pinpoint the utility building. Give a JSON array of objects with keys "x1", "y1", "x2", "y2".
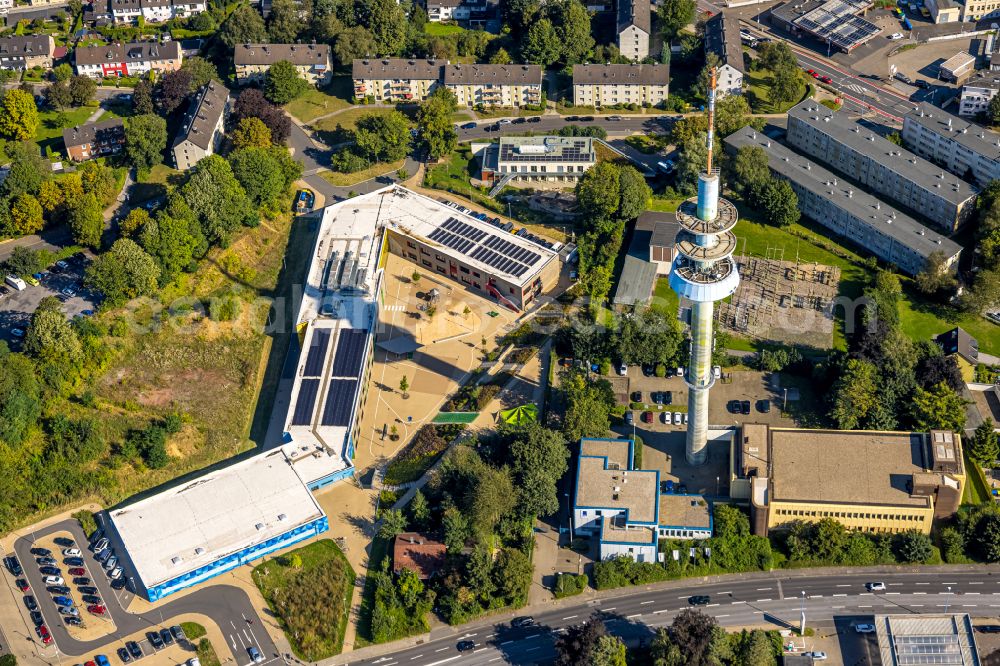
[{"x1": 786, "y1": 100, "x2": 978, "y2": 232}]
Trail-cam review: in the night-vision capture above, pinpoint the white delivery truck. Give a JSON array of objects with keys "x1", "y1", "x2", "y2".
[{"x1": 5, "y1": 275, "x2": 26, "y2": 291}]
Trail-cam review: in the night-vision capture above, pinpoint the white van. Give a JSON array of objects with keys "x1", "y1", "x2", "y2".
[{"x1": 5, "y1": 275, "x2": 26, "y2": 291}]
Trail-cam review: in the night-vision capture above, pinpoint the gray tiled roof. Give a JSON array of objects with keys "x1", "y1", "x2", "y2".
[
  {"x1": 572, "y1": 64, "x2": 669, "y2": 86},
  {"x1": 705, "y1": 13, "x2": 745, "y2": 74},
  {"x1": 724, "y1": 126, "x2": 963, "y2": 261},
  {"x1": 75, "y1": 40, "x2": 180, "y2": 66},
  {"x1": 234, "y1": 43, "x2": 330, "y2": 67},
  {"x1": 62, "y1": 117, "x2": 124, "y2": 149},
  {"x1": 173, "y1": 79, "x2": 228, "y2": 151},
  {"x1": 443, "y1": 63, "x2": 542, "y2": 86},
  {"x1": 789, "y1": 100, "x2": 977, "y2": 207},
  {"x1": 906, "y1": 101, "x2": 1000, "y2": 162},
  {"x1": 0, "y1": 35, "x2": 53, "y2": 59},
  {"x1": 617, "y1": 0, "x2": 651, "y2": 35},
  {"x1": 352, "y1": 57, "x2": 446, "y2": 81}
]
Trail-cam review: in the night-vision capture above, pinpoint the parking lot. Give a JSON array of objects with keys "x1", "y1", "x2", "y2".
[{"x1": 0, "y1": 252, "x2": 99, "y2": 348}]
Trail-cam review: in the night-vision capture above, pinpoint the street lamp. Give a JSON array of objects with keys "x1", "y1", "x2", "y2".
[
  {"x1": 800, "y1": 590, "x2": 806, "y2": 638},
  {"x1": 944, "y1": 585, "x2": 952, "y2": 615}
]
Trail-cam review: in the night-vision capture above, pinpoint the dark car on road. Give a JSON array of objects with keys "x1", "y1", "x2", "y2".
[
  {"x1": 527, "y1": 116, "x2": 541, "y2": 123},
  {"x1": 460, "y1": 122, "x2": 476, "y2": 129},
  {"x1": 688, "y1": 595, "x2": 711, "y2": 605},
  {"x1": 457, "y1": 640, "x2": 476, "y2": 652},
  {"x1": 511, "y1": 616, "x2": 534, "y2": 628},
  {"x1": 915, "y1": 79, "x2": 930, "y2": 89}
]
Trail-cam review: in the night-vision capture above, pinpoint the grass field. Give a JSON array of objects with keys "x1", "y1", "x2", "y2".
[
  {"x1": 425, "y1": 22, "x2": 465, "y2": 35},
  {"x1": 253, "y1": 540, "x2": 355, "y2": 660},
  {"x1": 129, "y1": 164, "x2": 183, "y2": 204},
  {"x1": 424, "y1": 147, "x2": 504, "y2": 214},
  {"x1": 195, "y1": 639, "x2": 222, "y2": 666},
  {"x1": 745, "y1": 69, "x2": 809, "y2": 114},
  {"x1": 180, "y1": 622, "x2": 207, "y2": 640},
  {"x1": 354, "y1": 536, "x2": 391, "y2": 648},
  {"x1": 37, "y1": 105, "x2": 99, "y2": 155},
  {"x1": 650, "y1": 277, "x2": 680, "y2": 317},
  {"x1": 314, "y1": 106, "x2": 411, "y2": 133},
  {"x1": 963, "y1": 451, "x2": 993, "y2": 505},
  {"x1": 285, "y1": 78, "x2": 353, "y2": 123},
  {"x1": 321, "y1": 158, "x2": 406, "y2": 186}
]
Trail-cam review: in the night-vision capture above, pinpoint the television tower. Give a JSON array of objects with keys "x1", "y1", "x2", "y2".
[{"x1": 669, "y1": 67, "x2": 741, "y2": 466}]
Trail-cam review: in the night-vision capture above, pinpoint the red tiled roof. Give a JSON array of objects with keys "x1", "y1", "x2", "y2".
[{"x1": 392, "y1": 533, "x2": 446, "y2": 579}]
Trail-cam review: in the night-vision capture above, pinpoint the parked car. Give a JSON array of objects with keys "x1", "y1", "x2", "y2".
[
  {"x1": 642, "y1": 411, "x2": 654, "y2": 424},
  {"x1": 53, "y1": 595, "x2": 74, "y2": 607},
  {"x1": 109, "y1": 567, "x2": 123, "y2": 579},
  {"x1": 804, "y1": 652, "x2": 827, "y2": 661},
  {"x1": 37, "y1": 557, "x2": 57, "y2": 566},
  {"x1": 15, "y1": 579, "x2": 29, "y2": 592},
  {"x1": 888, "y1": 31, "x2": 903, "y2": 39},
  {"x1": 460, "y1": 122, "x2": 476, "y2": 129},
  {"x1": 915, "y1": 79, "x2": 930, "y2": 89},
  {"x1": 624, "y1": 411, "x2": 634, "y2": 425},
  {"x1": 39, "y1": 566, "x2": 61, "y2": 576},
  {"x1": 110, "y1": 577, "x2": 127, "y2": 590},
  {"x1": 527, "y1": 116, "x2": 541, "y2": 123},
  {"x1": 117, "y1": 648, "x2": 132, "y2": 663},
  {"x1": 160, "y1": 628, "x2": 174, "y2": 646},
  {"x1": 79, "y1": 586, "x2": 98, "y2": 595},
  {"x1": 855, "y1": 623, "x2": 876, "y2": 633},
  {"x1": 87, "y1": 605, "x2": 106, "y2": 616},
  {"x1": 30, "y1": 610, "x2": 43, "y2": 626},
  {"x1": 64, "y1": 616, "x2": 82, "y2": 626},
  {"x1": 63, "y1": 548, "x2": 81, "y2": 557},
  {"x1": 43, "y1": 576, "x2": 64, "y2": 586},
  {"x1": 95, "y1": 655, "x2": 111, "y2": 666},
  {"x1": 819, "y1": 75, "x2": 832, "y2": 84},
  {"x1": 126, "y1": 641, "x2": 143, "y2": 659},
  {"x1": 58, "y1": 606, "x2": 80, "y2": 617},
  {"x1": 673, "y1": 411, "x2": 682, "y2": 425},
  {"x1": 37, "y1": 624, "x2": 52, "y2": 644},
  {"x1": 5, "y1": 555, "x2": 23, "y2": 576},
  {"x1": 741, "y1": 400, "x2": 751, "y2": 415},
  {"x1": 147, "y1": 631, "x2": 163, "y2": 649},
  {"x1": 662, "y1": 411, "x2": 671, "y2": 424},
  {"x1": 82, "y1": 595, "x2": 102, "y2": 605},
  {"x1": 24, "y1": 595, "x2": 37, "y2": 611},
  {"x1": 47, "y1": 585, "x2": 71, "y2": 594},
  {"x1": 618, "y1": 361, "x2": 628, "y2": 376},
  {"x1": 69, "y1": 568, "x2": 86, "y2": 576},
  {"x1": 65, "y1": 557, "x2": 84, "y2": 566},
  {"x1": 170, "y1": 625, "x2": 185, "y2": 641},
  {"x1": 758, "y1": 399, "x2": 771, "y2": 413},
  {"x1": 93, "y1": 538, "x2": 109, "y2": 553}
]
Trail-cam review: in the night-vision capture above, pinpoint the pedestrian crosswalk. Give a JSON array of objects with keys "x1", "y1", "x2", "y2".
[
  {"x1": 384, "y1": 304, "x2": 406, "y2": 312},
  {"x1": 844, "y1": 83, "x2": 868, "y2": 95}
]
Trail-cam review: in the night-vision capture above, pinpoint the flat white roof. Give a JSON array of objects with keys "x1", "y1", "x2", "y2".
[{"x1": 110, "y1": 449, "x2": 324, "y2": 589}]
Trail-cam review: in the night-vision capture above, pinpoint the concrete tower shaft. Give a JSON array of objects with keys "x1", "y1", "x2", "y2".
[{"x1": 668, "y1": 68, "x2": 741, "y2": 466}]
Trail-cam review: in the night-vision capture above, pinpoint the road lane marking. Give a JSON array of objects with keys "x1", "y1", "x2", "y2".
[
  {"x1": 678, "y1": 596, "x2": 690, "y2": 599},
  {"x1": 627, "y1": 614, "x2": 642, "y2": 619},
  {"x1": 654, "y1": 610, "x2": 669, "y2": 614},
  {"x1": 641, "y1": 601, "x2": 654, "y2": 605},
  {"x1": 562, "y1": 615, "x2": 578, "y2": 620},
  {"x1": 832, "y1": 606, "x2": 844, "y2": 610},
  {"x1": 911, "y1": 605, "x2": 924, "y2": 607},
  {"x1": 409, "y1": 655, "x2": 423, "y2": 660},
  {"x1": 859, "y1": 605, "x2": 872, "y2": 608},
  {"x1": 489, "y1": 659, "x2": 501, "y2": 663},
  {"x1": 603, "y1": 607, "x2": 616, "y2": 611},
  {"x1": 757, "y1": 598, "x2": 771, "y2": 602},
  {"x1": 915, "y1": 582, "x2": 929, "y2": 585},
  {"x1": 836, "y1": 584, "x2": 851, "y2": 588},
  {"x1": 732, "y1": 601, "x2": 746, "y2": 604},
  {"x1": 717, "y1": 591, "x2": 731, "y2": 595},
  {"x1": 707, "y1": 604, "x2": 719, "y2": 607},
  {"x1": 756, "y1": 587, "x2": 772, "y2": 591},
  {"x1": 914, "y1": 592, "x2": 926, "y2": 595},
  {"x1": 424, "y1": 657, "x2": 461, "y2": 666},
  {"x1": 809, "y1": 595, "x2": 823, "y2": 599},
  {"x1": 886, "y1": 593, "x2": 900, "y2": 596},
  {"x1": 716, "y1": 614, "x2": 730, "y2": 618},
  {"x1": 970, "y1": 582, "x2": 983, "y2": 585},
  {"x1": 500, "y1": 641, "x2": 513, "y2": 646},
  {"x1": 435, "y1": 647, "x2": 448, "y2": 652},
  {"x1": 833, "y1": 594, "x2": 847, "y2": 597}
]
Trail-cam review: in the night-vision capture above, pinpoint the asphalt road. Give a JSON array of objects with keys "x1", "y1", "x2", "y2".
[
  {"x1": 350, "y1": 570, "x2": 1000, "y2": 666},
  {"x1": 8, "y1": 520, "x2": 278, "y2": 663}
]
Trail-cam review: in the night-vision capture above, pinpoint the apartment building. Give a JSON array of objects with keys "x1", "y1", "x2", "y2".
[
  {"x1": 725, "y1": 126, "x2": 962, "y2": 276},
  {"x1": 62, "y1": 118, "x2": 125, "y2": 162},
  {"x1": 172, "y1": 79, "x2": 228, "y2": 171},
  {"x1": 234, "y1": 43, "x2": 331, "y2": 87},
  {"x1": 731, "y1": 424, "x2": 965, "y2": 537},
  {"x1": 959, "y1": 80, "x2": 999, "y2": 117},
  {"x1": 75, "y1": 41, "x2": 181, "y2": 78},
  {"x1": 109, "y1": 0, "x2": 204, "y2": 22},
  {"x1": 425, "y1": 0, "x2": 487, "y2": 21},
  {"x1": 960, "y1": 0, "x2": 1000, "y2": 20},
  {"x1": 571, "y1": 64, "x2": 669, "y2": 107},
  {"x1": 476, "y1": 136, "x2": 597, "y2": 185},
  {"x1": 926, "y1": 0, "x2": 961, "y2": 21},
  {"x1": 617, "y1": 0, "x2": 650, "y2": 61},
  {"x1": 351, "y1": 58, "x2": 445, "y2": 102},
  {"x1": 704, "y1": 13, "x2": 745, "y2": 96},
  {"x1": 786, "y1": 101, "x2": 978, "y2": 232},
  {"x1": 0, "y1": 35, "x2": 55, "y2": 70},
  {"x1": 443, "y1": 63, "x2": 542, "y2": 108},
  {"x1": 573, "y1": 438, "x2": 713, "y2": 563},
  {"x1": 903, "y1": 101, "x2": 1000, "y2": 186}
]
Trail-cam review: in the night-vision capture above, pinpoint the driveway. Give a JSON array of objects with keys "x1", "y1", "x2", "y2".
[{"x1": 9, "y1": 519, "x2": 277, "y2": 661}]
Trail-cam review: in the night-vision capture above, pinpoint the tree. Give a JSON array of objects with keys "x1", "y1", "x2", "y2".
[
  {"x1": 971, "y1": 510, "x2": 1000, "y2": 561},
  {"x1": 267, "y1": 0, "x2": 301, "y2": 43},
  {"x1": 555, "y1": 617, "x2": 606, "y2": 666},
  {"x1": 829, "y1": 358, "x2": 878, "y2": 429},
  {"x1": 140, "y1": 214, "x2": 198, "y2": 283},
  {"x1": 68, "y1": 75, "x2": 97, "y2": 106},
  {"x1": 915, "y1": 250, "x2": 957, "y2": 296},
  {"x1": 9, "y1": 193, "x2": 44, "y2": 236},
  {"x1": 181, "y1": 155, "x2": 257, "y2": 245},
  {"x1": 506, "y1": 422, "x2": 569, "y2": 519},
  {"x1": 910, "y1": 381, "x2": 966, "y2": 432},
  {"x1": 522, "y1": 18, "x2": 560, "y2": 66},
  {"x1": 591, "y1": 635, "x2": 627, "y2": 666},
  {"x1": 264, "y1": 60, "x2": 310, "y2": 104},
  {"x1": 0, "y1": 89, "x2": 37, "y2": 141},
  {"x1": 894, "y1": 530, "x2": 933, "y2": 563},
  {"x1": 181, "y1": 57, "x2": 220, "y2": 91},
  {"x1": 755, "y1": 178, "x2": 799, "y2": 227},
  {"x1": 887, "y1": 131, "x2": 903, "y2": 146},
  {"x1": 971, "y1": 419, "x2": 999, "y2": 466},
  {"x1": 85, "y1": 238, "x2": 160, "y2": 307},
  {"x1": 553, "y1": 0, "x2": 594, "y2": 66},
  {"x1": 399, "y1": 375, "x2": 409, "y2": 398},
  {"x1": 218, "y1": 4, "x2": 267, "y2": 49},
  {"x1": 650, "y1": 628, "x2": 685, "y2": 666},
  {"x1": 231, "y1": 116, "x2": 272, "y2": 149},
  {"x1": 658, "y1": 0, "x2": 696, "y2": 40},
  {"x1": 332, "y1": 26, "x2": 377, "y2": 68},
  {"x1": 378, "y1": 508, "x2": 407, "y2": 539},
  {"x1": 355, "y1": 110, "x2": 411, "y2": 162},
  {"x1": 52, "y1": 62, "x2": 73, "y2": 82},
  {"x1": 576, "y1": 162, "x2": 621, "y2": 219},
  {"x1": 739, "y1": 630, "x2": 776, "y2": 666},
  {"x1": 119, "y1": 208, "x2": 151, "y2": 237},
  {"x1": 2, "y1": 247, "x2": 44, "y2": 276},
  {"x1": 68, "y1": 193, "x2": 103, "y2": 249},
  {"x1": 990, "y1": 94, "x2": 1000, "y2": 126},
  {"x1": 715, "y1": 93, "x2": 762, "y2": 137},
  {"x1": 124, "y1": 114, "x2": 168, "y2": 173},
  {"x1": 409, "y1": 489, "x2": 430, "y2": 528},
  {"x1": 230, "y1": 147, "x2": 287, "y2": 208},
  {"x1": 618, "y1": 166, "x2": 651, "y2": 220},
  {"x1": 563, "y1": 372, "x2": 612, "y2": 441},
  {"x1": 232, "y1": 88, "x2": 291, "y2": 143},
  {"x1": 676, "y1": 134, "x2": 708, "y2": 193},
  {"x1": 156, "y1": 69, "x2": 193, "y2": 114},
  {"x1": 45, "y1": 80, "x2": 72, "y2": 110},
  {"x1": 756, "y1": 41, "x2": 797, "y2": 73},
  {"x1": 489, "y1": 47, "x2": 512, "y2": 64},
  {"x1": 133, "y1": 79, "x2": 154, "y2": 115},
  {"x1": 417, "y1": 87, "x2": 458, "y2": 160},
  {"x1": 671, "y1": 609, "x2": 718, "y2": 666},
  {"x1": 768, "y1": 63, "x2": 801, "y2": 107},
  {"x1": 729, "y1": 145, "x2": 770, "y2": 196},
  {"x1": 357, "y1": 0, "x2": 407, "y2": 56},
  {"x1": 24, "y1": 297, "x2": 81, "y2": 363}
]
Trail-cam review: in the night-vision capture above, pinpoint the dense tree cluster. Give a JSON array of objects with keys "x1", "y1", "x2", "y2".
[
  {"x1": 232, "y1": 88, "x2": 292, "y2": 144},
  {"x1": 726, "y1": 145, "x2": 799, "y2": 227}
]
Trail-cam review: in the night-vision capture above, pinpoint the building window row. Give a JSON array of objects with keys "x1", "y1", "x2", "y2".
[{"x1": 775, "y1": 508, "x2": 922, "y2": 522}]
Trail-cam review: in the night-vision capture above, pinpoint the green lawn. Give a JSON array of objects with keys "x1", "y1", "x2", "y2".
[
  {"x1": 451, "y1": 110, "x2": 474, "y2": 122},
  {"x1": 180, "y1": 622, "x2": 207, "y2": 640},
  {"x1": 314, "y1": 106, "x2": 410, "y2": 133},
  {"x1": 650, "y1": 277, "x2": 680, "y2": 317},
  {"x1": 649, "y1": 196, "x2": 684, "y2": 212},
  {"x1": 423, "y1": 147, "x2": 504, "y2": 214},
  {"x1": 128, "y1": 164, "x2": 182, "y2": 204},
  {"x1": 37, "y1": 105, "x2": 99, "y2": 156},
  {"x1": 898, "y1": 289, "x2": 1000, "y2": 354},
  {"x1": 320, "y1": 159, "x2": 405, "y2": 186},
  {"x1": 354, "y1": 536, "x2": 391, "y2": 647},
  {"x1": 252, "y1": 540, "x2": 355, "y2": 661},
  {"x1": 285, "y1": 78, "x2": 354, "y2": 123},
  {"x1": 745, "y1": 69, "x2": 809, "y2": 114},
  {"x1": 963, "y1": 451, "x2": 993, "y2": 505},
  {"x1": 425, "y1": 22, "x2": 465, "y2": 35}
]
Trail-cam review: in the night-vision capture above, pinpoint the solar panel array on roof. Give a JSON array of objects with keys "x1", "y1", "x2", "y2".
[
  {"x1": 423, "y1": 217, "x2": 546, "y2": 279},
  {"x1": 893, "y1": 635, "x2": 964, "y2": 665},
  {"x1": 321, "y1": 379, "x2": 358, "y2": 426},
  {"x1": 499, "y1": 139, "x2": 592, "y2": 163},
  {"x1": 291, "y1": 378, "x2": 320, "y2": 425},
  {"x1": 331, "y1": 329, "x2": 367, "y2": 378},
  {"x1": 303, "y1": 329, "x2": 331, "y2": 377},
  {"x1": 793, "y1": 0, "x2": 880, "y2": 50}
]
